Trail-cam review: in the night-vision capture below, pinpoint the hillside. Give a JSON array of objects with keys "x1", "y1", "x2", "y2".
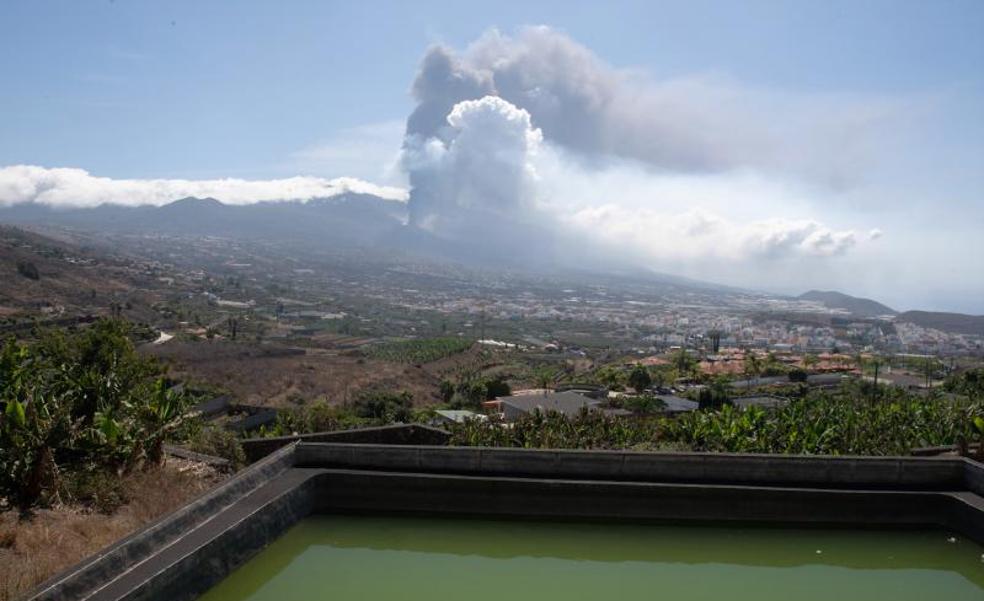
[
  {"x1": 798, "y1": 290, "x2": 897, "y2": 317},
  {"x1": 0, "y1": 226, "x2": 161, "y2": 323},
  {"x1": 0, "y1": 193, "x2": 408, "y2": 248},
  {"x1": 896, "y1": 310, "x2": 984, "y2": 336}
]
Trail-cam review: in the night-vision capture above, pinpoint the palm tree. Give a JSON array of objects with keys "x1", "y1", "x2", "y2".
[
  {"x1": 533, "y1": 367, "x2": 559, "y2": 392},
  {"x1": 872, "y1": 356, "x2": 881, "y2": 402},
  {"x1": 744, "y1": 352, "x2": 762, "y2": 387}
]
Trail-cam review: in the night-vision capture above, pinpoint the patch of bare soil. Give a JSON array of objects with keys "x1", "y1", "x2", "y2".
[
  {"x1": 146, "y1": 340, "x2": 446, "y2": 406},
  {"x1": 0, "y1": 459, "x2": 224, "y2": 601}
]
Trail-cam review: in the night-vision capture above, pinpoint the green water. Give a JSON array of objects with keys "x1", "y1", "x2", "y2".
[{"x1": 198, "y1": 516, "x2": 984, "y2": 601}]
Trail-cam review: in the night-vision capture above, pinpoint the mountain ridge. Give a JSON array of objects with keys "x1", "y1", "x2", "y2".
[
  {"x1": 896, "y1": 310, "x2": 984, "y2": 337},
  {"x1": 798, "y1": 289, "x2": 897, "y2": 317}
]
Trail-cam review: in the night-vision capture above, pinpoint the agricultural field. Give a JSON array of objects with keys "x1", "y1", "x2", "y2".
[{"x1": 364, "y1": 337, "x2": 475, "y2": 364}]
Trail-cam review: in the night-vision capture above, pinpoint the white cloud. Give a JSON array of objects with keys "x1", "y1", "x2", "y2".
[
  {"x1": 402, "y1": 96, "x2": 542, "y2": 232},
  {"x1": 532, "y1": 143, "x2": 870, "y2": 265},
  {"x1": 0, "y1": 165, "x2": 408, "y2": 208}
]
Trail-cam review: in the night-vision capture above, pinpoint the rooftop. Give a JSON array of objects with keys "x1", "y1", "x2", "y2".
[{"x1": 492, "y1": 391, "x2": 600, "y2": 417}]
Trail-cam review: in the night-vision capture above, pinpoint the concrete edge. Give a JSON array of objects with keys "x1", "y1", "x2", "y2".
[
  {"x1": 91, "y1": 470, "x2": 321, "y2": 601},
  {"x1": 23, "y1": 443, "x2": 298, "y2": 601},
  {"x1": 241, "y1": 423, "x2": 451, "y2": 462},
  {"x1": 92, "y1": 467, "x2": 984, "y2": 600},
  {"x1": 294, "y1": 442, "x2": 967, "y2": 490},
  {"x1": 22, "y1": 444, "x2": 984, "y2": 601},
  {"x1": 162, "y1": 445, "x2": 231, "y2": 469}
]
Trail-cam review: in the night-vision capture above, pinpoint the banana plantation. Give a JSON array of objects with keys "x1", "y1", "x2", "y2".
[
  {"x1": 0, "y1": 320, "x2": 186, "y2": 510},
  {"x1": 448, "y1": 386, "x2": 984, "y2": 456}
]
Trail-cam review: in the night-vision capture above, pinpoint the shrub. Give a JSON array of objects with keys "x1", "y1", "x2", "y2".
[
  {"x1": 64, "y1": 467, "x2": 129, "y2": 514},
  {"x1": 623, "y1": 395, "x2": 666, "y2": 415},
  {"x1": 15, "y1": 261, "x2": 39, "y2": 280},
  {"x1": 627, "y1": 365, "x2": 652, "y2": 392},
  {"x1": 353, "y1": 390, "x2": 413, "y2": 423},
  {"x1": 0, "y1": 319, "x2": 188, "y2": 509},
  {"x1": 186, "y1": 425, "x2": 245, "y2": 470}
]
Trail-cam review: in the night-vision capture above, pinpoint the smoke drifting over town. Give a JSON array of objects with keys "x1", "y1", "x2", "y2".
[{"x1": 400, "y1": 26, "x2": 874, "y2": 274}]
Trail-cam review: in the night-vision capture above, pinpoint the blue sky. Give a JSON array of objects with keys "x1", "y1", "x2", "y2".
[{"x1": 1, "y1": 1, "x2": 982, "y2": 311}]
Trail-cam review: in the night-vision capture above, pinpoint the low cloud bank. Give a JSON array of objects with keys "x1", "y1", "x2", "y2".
[{"x1": 0, "y1": 165, "x2": 408, "y2": 208}]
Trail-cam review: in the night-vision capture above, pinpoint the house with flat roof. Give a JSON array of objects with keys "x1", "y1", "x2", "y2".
[
  {"x1": 731, "y1": 395, "x2": 788, "y2": 409},
  {"x1": 483, "y1": 391, "x2": 601, "y2": 421},
  {"x1": 655, "y1": 395, "x2": 699, "y2": 413},
  {"x1": 431, "y1": 409, "x2": 487, "y2": 425}
]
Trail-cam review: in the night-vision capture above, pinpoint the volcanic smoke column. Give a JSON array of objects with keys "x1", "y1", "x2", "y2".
[{"x1": 401, "y1": 96, "x2": 542, "y2": 237}]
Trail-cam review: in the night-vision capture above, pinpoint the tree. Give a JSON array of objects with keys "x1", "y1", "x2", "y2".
[
  {"x1": 673, "y1": 350, "x2": 698, "y2": 381},
  {"x1": 763, "y1": 352, "x2": 782, "y2": 376},
  {"x1": 945, "y1": 368, "x2": 984, "y2": 400},
  {"x1": 707, "y1": 331, "x2": 722, "y2": 354},
  {"x1": 533, "y1": 366, "x2": 562, "y2": 391},
  {"x1": 649, "y1": 367, "x2": 668, "y2": 389},
  {"x1": 744, "y1": 352, "x2": 762, "y2": 387},
  {"x1": 16, "y1": 261, "x2": 39, "y2": 280},
  {"x1": 624, "y1": 394, "x2": 666, "y2": 415},
  {"x1": 352, "y1": 390, "x2": 413, "y2": 422},
  {"x1": 698, "y1": 377, "x2": 733, "y2": 410},
  {"x1": 788, "y1": 368, "x2": 808, "y2": 383},
  {"x1": 484, "y1": 377, "x2": 511, "y2": 399},
  {"x1": 628, "y1": 365, "x2": 652, "y2": 392},
  {"x1": 802, "y1": 354, "x2": 819, "y2": 373},
  {"x1": 923, "y1": 357, "x2": 938, "y2": 389},
  {"x1": 857, "y1": 354, "x2": 883, "y2": 403},
  {"x1": 439, "y1": 379, "x2": 455, "y2": 403}
]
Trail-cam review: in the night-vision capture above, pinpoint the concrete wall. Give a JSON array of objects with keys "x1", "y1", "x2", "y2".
[
  {"x1": 25, "y1": 444, "x2": 296, "y2": 601},
  {"x1": 963, "y1": 457, "x2": 984, "y2": 496},
  {"x1": 313, "y1": 469, "x2": 950, "y2": 528},
  {"x1": 95, "y1": 470, "x2": 319, "y2": 601},
  {"x1": 295, "y1": 443, "x2": 966, "y2": 490},
  {"x1": 23, "y1": 443, "x2": 984, "y2": 601},
  {"x1": 242, "y1": 424, "x2": 451, "y2": 463}
]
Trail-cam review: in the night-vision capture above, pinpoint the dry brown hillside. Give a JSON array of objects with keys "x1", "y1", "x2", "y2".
[{"x1": 0, "y1": 226, "x2": 161, "y2": 322}]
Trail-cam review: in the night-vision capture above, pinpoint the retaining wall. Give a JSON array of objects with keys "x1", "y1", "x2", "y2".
[
  {"x1": 26, "y1": 444, "x2": 296, "y2": 601},
  {"x1": 22, "y1": 443, "x2": 984, "y2": 601},
  {"x1": 295, "y1": 443, "x2": 965, "y2": 490},
  {"x1": 241, "y1": 423, "x2": 451, "y2": 462}
]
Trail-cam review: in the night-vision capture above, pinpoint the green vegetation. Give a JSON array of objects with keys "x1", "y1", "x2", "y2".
[
  {"x1": 627, "y1": 365, "x2": 652, "y2": 392},
  {"x1": 449, "y1": 407, "x2": 660, "y2": 449},
  {"x1": 449, "y1": 386, "x2": 982, "y2": 456},
  {"x1": 183, "y1": 423, "x2": 247, "y2": 469},
  {"x1": 365, "y1": 337, "x2": 473, "y2": 364},
  {"x1": 946, "y1": 368, "x2": 984, "y2": 399},
  {"x1": 0, "y1": 320, "x2": 187, "y2": 510},
  {"x1": 439, "y1": 372, "x2": 510, "y2": 409},
  {"x1": 617, "y1": 395, "x2": 667, "y2": 416},
  {"x1": 696, "y1": 377, "x2": 733, "y2": 410},
  {"x1": 257, "y1": 391, "x2": 434, "y2": 439}
]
